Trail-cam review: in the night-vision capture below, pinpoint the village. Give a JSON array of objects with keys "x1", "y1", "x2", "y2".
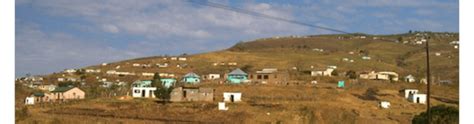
[{"x1": 15, "y1": 32, "x2": 459, "y2": 123}]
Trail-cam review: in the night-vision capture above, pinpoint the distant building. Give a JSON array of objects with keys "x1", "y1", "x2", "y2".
[
  {"x1": 182, "y1": 72, "x2": 200, "y2": 84},
  {"x1": 170, "y1": 87, "x2": 214, "y2": 102},
  {"x1": 249, "y1": 68, "x2": 288, "y2": 84},
  {"x1": 403, "y1": 89, "x2": 419, "y2": 98},
  {"x1": 131, "y1": 80, "x2": 156, "y2": 98},
  {"x1": 404, "y1": 75, "x2": 416, "y2": 83},
  {"x1": 380, "y1": 101, "x2": 391, "y2": 109},
  {"x1": 204, "y1": 74, "x2": 221, "y2": 80},
  {"x1": 142, "y1": 72, "x2": 155, "y2": 77},
  {"x1": 223, "y1": 92, "x2": 242, "y2": 102},
  {"x1": 227, "y1": 68, "x2": 248, "y2": 84},
  {"x1": 50, "y1": 87, "x2": 85, "y2": 101},
  {"x1": 409, "y1": 94, "x2": 427, "y2": 104}
]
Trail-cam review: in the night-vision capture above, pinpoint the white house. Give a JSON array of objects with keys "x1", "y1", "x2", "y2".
[
  {"x1": 106, "y1": 70, "x2": 117, "y2": 75},
  {"x1": 223, "y1": 92, "x2": 242, "y2": 102},
  {"x1": 228, "y1": 62, "x2": 238, "y2": 66},
  {"x1": 218, "y1": 102, "x2": 229, "y2": 111},
  {"x1": 404, "y1": 75, "x2": 416, "y2": 83},
  {"x1": 409, "y1": 94, "x2": 427, "y2": 104},
  {"x1": 178, "y1": 57, "x2": 187, "y2": 61},
  {"x1": 132, "y1": 63, "x2": 141, "y2": 67},
  {"x1": 131, "y1": 80, "x2": 156, "y2": 98},
  {"x1": 362, "y1": 56, "x2": 371, "y2": 60},
  {"x1": 25, "y1": 96, "x2": 35, "y2": 105},
  {"x1": 57, "y1": 78, "x2": 65, "y2": 82},
  {"x1": 85, "y1": 69, "x2": 101, "y2": 73},
  {"x1": 403, "y1": 89, "x2": 419, "y2": 98},
  {"x1": 157, "y1": 63, "x2": 169, "y2": 68},
  {"x1": 64, "y1": 69, "x2": 77, "y2": 73},
  {"x1": 142, "y1": 73, "x2": 155, "y2": 77},
  {"x1": 311, "y1": 68, "x2": 334, "y2": 77},
  {"x1": 102, "y1": 63, "x2": 108, "y2": 66},
  {"x1": 380, "y1": 101, "x2": 391, "y2": 109},
  {"x1": 171, "y1": 57, "x2": 178, "y2": 60},
  {"x1": 207, "y1": 74, "x2": 221, "y2": 80}
]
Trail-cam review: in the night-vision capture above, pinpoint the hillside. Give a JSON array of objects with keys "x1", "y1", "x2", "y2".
[{"x1": 16, "y1": 32, "x2": 459, "y2": 123}]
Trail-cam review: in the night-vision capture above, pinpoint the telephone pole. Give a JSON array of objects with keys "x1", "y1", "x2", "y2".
[{"x1": 425, "y1": 35, "x2": 431, "y2": 123}]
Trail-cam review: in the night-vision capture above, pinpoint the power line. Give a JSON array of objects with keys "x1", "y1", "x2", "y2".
[{"x1": 184, "y1": 0, "x2": 351, "y2": 34}]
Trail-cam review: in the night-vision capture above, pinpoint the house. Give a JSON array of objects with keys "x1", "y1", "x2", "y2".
[
  {"x1": 170, "y1": 87, "x2": 214, "y2": 102},
  {"x1": 377, "y1": 72, "x2": 399, "y2": 81},
  {"x1": 85, "y1": 69, "x2": 101, "y2": 73},
  {"x1": 160, "y1": 78, "x2": 177, "y2": 88},
  {"x1": 338, "y1": 81, "x2": 345, "y2": 88},
  {"x1": 404, "y1": 75, "x2": 416, "y2": 83},
  {"x1": 204, "y1": 74, "x2": 221, "y2": 80},
  {"x1": 380, "y1": 101, "x2": 391, "y2": 109},
  {"x1": 420, "y1": 78, "x2": 428, "y2": 84},
  {"x1": 178, "y1": 57, "x2": 187, "y2": 61},
  {"x1": 25, "y1": 96, "x2": 35, "y2": 105},
  {"x1": 157, "y1": 63, "x2": 169, "y2": 68},
  {"x1": 106, "y1": 70, "x2": 117, "y2": 75},
  {"x1": 435, "y1": 52, "x2": 441, "y2": 56},
  {"x1": 311, "y1": 68, "x2": 334, "y2": 77},
  {"x1": 57, "y1": 78, "x2": 65, "y2": 82},
  {"x1": 182, "y1": 72, "x2": 200, "y2": 84},
  {"x1": 227, "y1": 68, "x2": 248, "y2": 84},
  {"x1": 37, "y1": 84, "x2": 57, "y2": 91},
  {"x1": 142, "y1": 72, "x2": 155, "y2": 77},
  {"x1": 223, "y1": 92, "x2": 242, "y2": 102},
  {"x1": 102, "y1": 63, "x2": 108, "y2": 66},
  {"x1": 218, "y1": 102, "x2": 229, "y2": 111},
  {"x1": 403, "y1": 89, "x2": 419, "y2": 98},
  {"x1": 171, "y1": 57, "x2": 178, "y2": 60},
  {"x1": 248, "y1": 68, "x2": 289, "y2": 84},
  {"x1": 362, "y1": 56, "x2": 371, "y2": 60},
  {"x1": 409, "y1": 94, "x2": 427, "y2": 104},
  {"x1": 25, "y1": 92, "x2": 51, "y2": 105},
  {"x1": 132, "y1": 63, "x2": 141, "y2": 67},
  {"x1": 50, "y1": 87, "x2": 85, "y2": 101},
  {"x1": 228, "y1": 62, "x2": 238, "y2": 66},
  {"x1": 131, "y1": 80, "x2": 156, "y2": 98},
  {"x1": 64, "y1": 69, "x2": 77, "y2": 73},
  {"x1": 360, "y1": 71, "x2": 398, "y2": 81}
]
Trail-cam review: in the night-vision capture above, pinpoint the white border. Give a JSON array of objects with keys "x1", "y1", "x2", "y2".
[
  {"x1": 0, "y1": 0, "x2": 15, "y2": 123},
  {"x1": 460, "y1": 0, "x2": 473, "y2": 123}
]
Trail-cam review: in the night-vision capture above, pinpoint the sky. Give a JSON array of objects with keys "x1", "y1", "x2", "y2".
[{"x1": 15, "y1": 0, "x2": 459, "y2": 77}]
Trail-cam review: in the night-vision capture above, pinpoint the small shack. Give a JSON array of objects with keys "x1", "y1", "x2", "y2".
[{"x1": 223, "y1": 92, "x2": 242, "y2": 102}]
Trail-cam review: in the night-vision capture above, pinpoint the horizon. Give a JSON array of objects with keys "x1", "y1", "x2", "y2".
[{"x1": 15, "y1": 0, "x2": 459, "y2": 77}]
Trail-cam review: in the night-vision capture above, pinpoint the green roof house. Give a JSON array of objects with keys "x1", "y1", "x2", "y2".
[
  {"x1": 132, "y1": 80, "x2": 153, "y2": 87},
  {"x1": 182, "y1": 72, "x2": 200, "y2": 84},
  {"x1": 227, "y1": 68, "x2": 248, "y2": 84},
  {"x1": 160, "y1": 78, "x2": 177, "y2": 88}
]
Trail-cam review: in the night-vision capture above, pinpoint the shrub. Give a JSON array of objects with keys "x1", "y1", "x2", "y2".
[{"x1": 412, "y1": 105, "x2": 459, "y2": 124}]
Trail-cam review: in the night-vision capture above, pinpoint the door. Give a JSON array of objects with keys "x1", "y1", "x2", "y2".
[
  {"x1": 142, "y1": 90, "x2": 146, "y2": 97},
  {"x1": 230, "y1": 95, "x2": 234, "y2": 102},
  {"x1": 417, "y1": 97, "x2": 420, "y2": 103}
]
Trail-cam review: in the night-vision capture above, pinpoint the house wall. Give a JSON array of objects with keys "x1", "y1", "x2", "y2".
[
  {"x1": 170, "y1": 87, "x2": 214, "y2": 102},
  {"x1": 132, "y1": 87, "x2": 156, "y2": 98},
  {"x1": 404, "y1": 89, "x2": 419, "y2": 98},
  {"x1": 248, "y1": 73, "x2": 289, "y2": 84},
  {"x1": 223, "y1": 92, "x2": 242, "y2": 102},
  {"x1": 227, "y1": 75, "x2": 248, "y2": 84}
]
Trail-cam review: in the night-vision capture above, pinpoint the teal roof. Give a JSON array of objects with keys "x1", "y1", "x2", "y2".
[
  {"x1": 133, "y1": 80, "x2": 153, "y2": 87},
  {"x1": 51, "y1": 87, "x2": 75, "y2": 92},
  {"x1": 33, "y1": 92, "x2": 45, "y2": 97},
  {"x1": 229, "y1": 68, "x2": 247, "y2": 75},
  {"x1": 183, "y1": 72, "x2": 200, "y2": 78}
]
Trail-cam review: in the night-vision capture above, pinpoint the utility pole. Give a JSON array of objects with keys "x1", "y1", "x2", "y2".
[{"x1": 425, "y1": 35, "x2": 431, "y2": 124}]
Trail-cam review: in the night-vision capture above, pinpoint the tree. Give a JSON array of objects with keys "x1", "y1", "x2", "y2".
[
  {"x1": 331, "y1": 70, "x2": 339, "y2": 76},
  {"x1": 412, "y1": 105, "x2": 459, "y2": 124},
  {"x1": 151, "y1": 73, "x2": 173, "y2": 102},
  {"x1": 397, "y1": 37, "x2": 403, "y2": 42},
  {"x1": 346, "y1": 70, "x2": 357, "y2": 79}
]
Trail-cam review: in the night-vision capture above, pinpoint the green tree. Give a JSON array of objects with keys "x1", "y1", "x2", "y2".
[
  {"x1": 412, "y1": 105, "x2": 459, "y2": 124},
  {"x1": 151, "y1": 73, "x2": 173, "y2": 102},
  {"x1": 346, "y1": 70, "x2": 357, "y2": 79}
]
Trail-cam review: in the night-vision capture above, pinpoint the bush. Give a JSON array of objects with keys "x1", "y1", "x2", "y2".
[{"x1": 412, "y1": 105, "x2": 459, "y2": 124}]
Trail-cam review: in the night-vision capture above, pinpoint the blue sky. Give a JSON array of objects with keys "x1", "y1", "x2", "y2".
[{"x1": 15, "y1": 0, "x2": 458, "y2": 77}]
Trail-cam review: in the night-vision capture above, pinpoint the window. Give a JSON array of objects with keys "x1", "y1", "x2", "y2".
[
  {"x1": 134, "y1": 90, "x2": 140, "y2": 93},
  {"x1": 257, "y1": 75, "x2": 262, "y2": 79},
  {"x1": 263, "y1": 75, "x2": 269, "y2": 79},
  {"x1": 250, "y1": 75, "x2": 253, "y2": 79}
]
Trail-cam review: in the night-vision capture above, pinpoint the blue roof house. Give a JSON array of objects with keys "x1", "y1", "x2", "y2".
[
  {"x1": 227, "y1": 68, "x2": 248, "y2": 84},
  {"x1": 182, "y1": 72, "x2": 200, "y2": 84},
  {"x1": 160, "y1": 78, "x2": 177, "y2": 88}
]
